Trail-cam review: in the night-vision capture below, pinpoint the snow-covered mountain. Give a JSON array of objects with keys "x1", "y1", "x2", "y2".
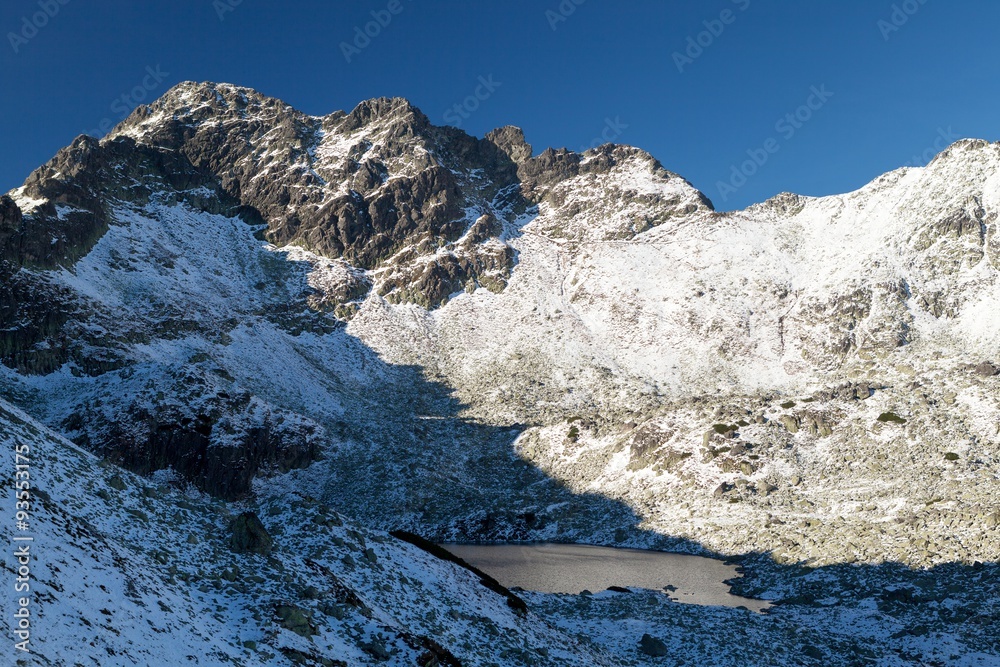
[{"x1": 2, "y1": 81, "x2": 999, "y2": 665}]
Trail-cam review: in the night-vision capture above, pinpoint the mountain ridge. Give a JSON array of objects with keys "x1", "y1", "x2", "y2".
[{"x1": 2, "y1": 80, "x2": 1000, "y2": 666}]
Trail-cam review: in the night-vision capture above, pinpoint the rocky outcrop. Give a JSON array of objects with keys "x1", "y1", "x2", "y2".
[
  {"x1": 485, "y1": 125, "x2": 533, "y2": 164},
  {"x1": 73, "y1": 392, "x2": 323, "y2": 499}
]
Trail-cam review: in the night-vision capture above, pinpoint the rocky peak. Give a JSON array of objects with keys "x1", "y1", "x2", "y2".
[
  {"x1": 485, "y1": 125, "x2": 533, "y2": 164},
  {"x1": 340, "y1": 96, "x2": 430, "y2": 133},
  {"x1": 121, "y1": 80, "x2": 296, "y2": 127},
  {"x1": 103, "y1": 85, "x2": 536, "y2": 310}
]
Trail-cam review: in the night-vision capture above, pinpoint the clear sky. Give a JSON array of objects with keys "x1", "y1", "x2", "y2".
[{"x1": 1, "y1": 0, "x2": 997, "y2": 210}]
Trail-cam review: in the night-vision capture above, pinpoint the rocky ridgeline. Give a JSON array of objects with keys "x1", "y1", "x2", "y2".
[{"x1": 109, "y1": 82, "x2": 702, "y2": 310}]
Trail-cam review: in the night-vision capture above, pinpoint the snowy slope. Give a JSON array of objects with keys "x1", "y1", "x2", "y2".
[
  {"x1": 5, "y1": 395, "x2": 998, "y2": 666},
  {"x1": 1, "y1": 398, "x2": 633, "y2": 666}
]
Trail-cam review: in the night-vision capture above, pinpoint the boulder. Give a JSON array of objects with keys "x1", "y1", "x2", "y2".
[
  {"x1": 974, "y1": 361, "x2": 998, "y2": 377},
  {"x1": 274, "y1": 604, "x2": 316, "y2": 638},
  {"x1": 639, "y1": 633, "x2": 669, "y2": 657},
  {"x1": 229, "y1": 512, "x2": 273, "y2": 555}
]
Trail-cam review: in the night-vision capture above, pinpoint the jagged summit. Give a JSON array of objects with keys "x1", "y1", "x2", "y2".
[{"x1": 7, "y1": 81, "x2": 711, "y2": 310}]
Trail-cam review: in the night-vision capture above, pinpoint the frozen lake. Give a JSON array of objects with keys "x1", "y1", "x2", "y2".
[{"x1": 442, "y1": 543, "x2": 770, "y2": 611}]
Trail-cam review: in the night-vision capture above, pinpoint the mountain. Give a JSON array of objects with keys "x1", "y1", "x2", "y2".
[{"x1": 2, "y1": 81, "x2": 998, "y2": 665}]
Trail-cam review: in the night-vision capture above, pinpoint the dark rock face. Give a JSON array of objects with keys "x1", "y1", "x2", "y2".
[
  {"x1": 517, "y1": 147, "x2": 582, "y2": 199},
  {"x1": 485, "y1": 125, "x2": 533, "y2": 164},
  {"x1": 67, "y1": 375, "x2": 323, "y2": 499},
  {"x1": 297, "y1": 166, "x2": 467, "y2": 268},
  {"x1": 0, "y1": 195, "x2": 23, "y2": 255},
  {"x1": 0, "y1": 267, "x2": 73, "y2": 374},
  {"x1": 10, "y1": 135, "x2": 227, "y2": 269}
]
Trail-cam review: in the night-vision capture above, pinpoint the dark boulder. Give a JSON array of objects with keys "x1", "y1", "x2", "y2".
[
  {"x1": 229, "y1": 511, "x2": 273, "y2": 555},
  {"x1": 639, "y1": 633, "x2": 669, "y2": 657}
]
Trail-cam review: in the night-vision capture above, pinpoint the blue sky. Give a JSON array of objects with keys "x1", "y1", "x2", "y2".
[{"x1": 1, "y1": 0, "x2": 997, "y2": 210}]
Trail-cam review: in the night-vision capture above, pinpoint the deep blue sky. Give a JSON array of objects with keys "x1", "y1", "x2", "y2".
[{"x1": 1, "y1": 0, "x2": 997, "y2": 210}]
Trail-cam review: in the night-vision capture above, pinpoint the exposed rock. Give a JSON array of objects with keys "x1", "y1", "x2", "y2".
[
  {"x1": 639, "y1": 633, "x2": 669, "y2": 657},
  {"x1": 974, "y1": 361, "x2": 998, "y2": 377},
  {"x1": 229, "y1": 512, "x2": 273, "y2": 555},
  {"x1": 274, "y1": 604, "x2": 316, "y2": 637},
  {"x1": 107, "y1": 82, "x2": 527, "y2": 310},
  {"x1": 485, "y1": 125, "x2": 533, "y2": 164},
  {"x1": 779, "y1": 415, "x2": 800, "y2": 433}
]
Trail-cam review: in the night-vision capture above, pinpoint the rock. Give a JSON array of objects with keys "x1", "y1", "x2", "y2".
[
  {"x1": 801, "y1": 412, "x2": 835, "y2": 437},
  {"x1": 107, "y1": 475, "x2": 127, "y2": 491},
  {"x1": 756, "y1": 480, "x2": 777, "y2": 496},
  {"x1": 485, "y1": 125, "x2": 533, "y2": 164},
  {"x1": 274, "y1": 604, "x2": 316, "y2": 638},
  {"x1": 361, "y1": 637, "x2": 392, "y2": 660},
  {"x1": 228, "y1": 512, "x2": 273, "y2": 555},
  {"x1": 802, "y1": 644, "x2": 824, "y2": 659},
  {"x1": 974, "y1": 361, "x2": 998, "y2": 377},
  {"x1": 779, "y1": 414, "x2": 799, "y2": 433},
  {"x1": 638, "y1": 633, "x2": 669, "y2": 657},
  {"x1": 92, "y1": 397, "x2": 323, "y2": 500}
]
